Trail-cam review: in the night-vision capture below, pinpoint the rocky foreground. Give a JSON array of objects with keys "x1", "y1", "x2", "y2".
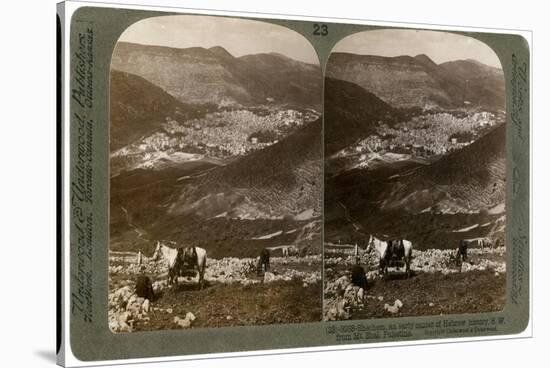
[
  {"x1": 109, "y1": 254, "x2": 321, "y2": 332},
  {"x1": 324, "y1": 247, "x2": 506, "y2": 321}
]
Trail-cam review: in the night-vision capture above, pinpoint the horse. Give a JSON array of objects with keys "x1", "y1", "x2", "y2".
[
  {"x1": 151, "y1": 242, "x2": 182, "y2": 285},
  {"x1": 366, "y1": 235, "x2": 413, "y2": 278},
  {"x1": 179, "y1": 246, "x2": 207, "y2": 290},
  {"x1": 151, "y1": 242, "x2": 207, "y2": 289},
  {"x1": 257, "y1": 248, "x2": 270, "y2": 275}
]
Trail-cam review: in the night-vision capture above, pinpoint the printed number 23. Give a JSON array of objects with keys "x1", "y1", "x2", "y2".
[{"x1": 313, "y1": 24, "x2": 328, "y2": 36}]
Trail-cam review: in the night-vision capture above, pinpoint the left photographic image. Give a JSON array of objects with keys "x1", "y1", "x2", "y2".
[{"x1": 108, "y1": 15, "x2": 323, "y2": 332}]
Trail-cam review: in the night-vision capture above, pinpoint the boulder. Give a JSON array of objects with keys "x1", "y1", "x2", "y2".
[
  {"x1": 394, "y1": 299, "x2": 403, "y2": 309},
  {"x1": 384, "y1": 304, "x2": 399, "y2": 314},
  {"x1": 357, "y1": 288, "x2": 364, "y2": 301},
  {"x1": 263, "y1": 272, "x2": 276, "y2": 283},
  {"x1": 324, "y1": 298, "x2": 350, "y2": 321},
  {"x1": 142, "y1": 299, "x2": 150, "y2": 313},
  {"x1": 173, "y1": 312, "x2": 196, "y2": 329}
]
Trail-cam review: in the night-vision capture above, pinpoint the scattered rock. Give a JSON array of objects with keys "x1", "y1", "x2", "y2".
[
  {"x1": 324, "y1": 298, "x2": 350, "y2": 321},
  {"x1": 173, "y1": 312, "x2": 196, "y2": 329},
  {"x1": 142, "y1": 299, "x2": 150, "y2": 313},
  {"x1": 384, "y1": 304, "x2": 399, "y2": 314},
  {"x1": 394, "y1": 299, "x2": 403, "y2": 309},
  {"x1": 263, "y1": 272, "x2": 276, "y2": 283},
  {"x1": 384, "y1": 300, "x2": 404, "y2": 314},
  {"x1": 109, "y1": 252, "x2": 322, "y2": 332},
  {"x1": 357, "y1": 288, "x2": 364, "y2": 301}
]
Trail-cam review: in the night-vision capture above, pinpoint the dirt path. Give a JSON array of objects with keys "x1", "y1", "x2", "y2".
[
  {"x1": 134, "y1": 280, "x2": 321, "y2": 330},
  {"x1": 351, "y1": 270, "x2": 505, "y2": 319}
]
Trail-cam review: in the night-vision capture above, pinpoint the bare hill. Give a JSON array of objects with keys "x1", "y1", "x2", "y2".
[
  {"x1": 169, "y1": 118, "x2": 322, "y2": 220},
  {"x1": 109, "y1": 70, "x2": 212, "y2": 151},
  {"x1": 111, "y1": 42, "x2": 322, "y2": 109},
  {"x1": 326, "y1": 52, "x2": 504, "y2": 110},
  {"x1": 324, "y1": 77, "x2": 399, "y2": 156},
  {"x1": 382, "y1": 123, "x2": 506, "y2": 213}
]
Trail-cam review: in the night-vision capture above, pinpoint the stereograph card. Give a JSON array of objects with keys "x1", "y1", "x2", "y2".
[{"x1": 57, "y1": 1, "x2": 531, "y2": 366}]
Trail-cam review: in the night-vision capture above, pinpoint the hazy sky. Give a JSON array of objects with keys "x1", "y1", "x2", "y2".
[
  {"x1": 119, "y1": 15, "x2": 319, "y2": 65},
  {"x1": 333, "y1": 29, "x2": 502, "y2": 69}
]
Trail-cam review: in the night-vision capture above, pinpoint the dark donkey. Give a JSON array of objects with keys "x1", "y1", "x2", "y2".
[
  {"x1": 257, "y1": 248, "x2": 270, "y2": 275},
  {"x1": 450, "y1": 240, "x2": 468, "y2": 268}
]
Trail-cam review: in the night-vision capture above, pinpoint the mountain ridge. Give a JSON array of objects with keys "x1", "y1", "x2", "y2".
[
  {"x1": 111, "y1": 41, "x2": 322, "y2": 109},
  {"x1": 326, "y1": 52, "x2": 504, "y2": 110}
]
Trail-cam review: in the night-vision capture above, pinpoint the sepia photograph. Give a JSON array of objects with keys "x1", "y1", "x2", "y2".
[
  {"x1": 323, "y1": 30, "x2": 507, "y2": 320},
  {"x1": 108, "y1": 15, "x2": 323, "y2": 332}
]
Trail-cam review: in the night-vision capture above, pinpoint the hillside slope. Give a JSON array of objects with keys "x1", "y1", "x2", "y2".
[
  {"x1": 383, "y1": 123, "x2": 506, "y2": 213},
  {"x1": 169, "y1": 118, "x2": 322, "y2": 220},
  {"x1": 110, "y1": 70, "x2": 211, "y2": 151},
  {"x1": 324, "y1": 77, "x2": 399, "y2": 156}
]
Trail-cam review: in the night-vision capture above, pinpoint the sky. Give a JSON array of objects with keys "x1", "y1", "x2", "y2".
[
  {"x1": 119, "y1": 15, "x2": 320, "y2": 65},
  {"x1": 332, "y1": 29, "x2": 502, "y2": 69}
]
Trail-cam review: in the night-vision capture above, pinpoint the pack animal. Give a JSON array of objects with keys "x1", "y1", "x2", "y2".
[
  {"x1": 366, "y1": 235, "x2": 413, "y2": 278},
  {"x1": 151, "y1": 242, "x2": 182, "y2": 285},
  {"x1": 179, "y1": 246, "x2": 207, "y2": 290},
  {"x1": 458, "y1": 239, "x2": 468, "y2": 261},
  {"x1": 152, "y1": 242, "x2": 207, "y2": 289},
  {"x1": 449, "y1": 240, "x2": 468, "y2": 269},
  {"x1": 257, "y1": 248, "x2": 270, "y2": 275}
]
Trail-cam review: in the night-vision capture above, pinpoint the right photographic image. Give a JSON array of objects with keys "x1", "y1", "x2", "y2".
[{"x1": 323, "y1": 29, "x2": 507, "y2": 320}]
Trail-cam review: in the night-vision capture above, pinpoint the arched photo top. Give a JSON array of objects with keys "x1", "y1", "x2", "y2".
[
  {"x1": 333, "y1": 29, "x2": 502, "y2": 69},
  {"x1": 327, "y1": 28, "x2": 504, "y2": 111},
  {"x1": 117, "y1": 15, "x2": 320, "y2": 65}
]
